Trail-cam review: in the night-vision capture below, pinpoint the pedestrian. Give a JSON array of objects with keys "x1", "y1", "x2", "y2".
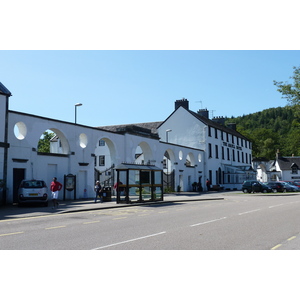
[
  {"x1": 50, "y1": 177, "x2": 63, "y2": 209},
  {"x1": 206, "y1": 179, "x2": 211, "y2": 191},
  {"x1": 94, "y1": 180, "x2": 103, "y2": 203}
]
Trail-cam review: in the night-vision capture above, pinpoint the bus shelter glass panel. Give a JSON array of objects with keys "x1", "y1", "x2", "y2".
[
  {"x1": 141, "y1": 186, "x2": 151, "y2": 201},
  {"x1": 129, "y1": 170, "x2": 139, "y2": 185},
  {"x1": 118, "y1": 170, "x2": 127, "y2": 202},
  {"x1": 141, "y1": 171, "x2": 151, "y2": 185},
  {"x1": 153, "y1": 186, "x2": 163, "y2": 200}
]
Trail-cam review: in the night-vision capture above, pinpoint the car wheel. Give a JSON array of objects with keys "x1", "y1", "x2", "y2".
[
  {"x1": 262, "y1": 189, "x2": 267, "y2": 193},
  {"x1": 272, "y1": 189, "x2": 277, "y2": 193},
  {"x1": 243, "y1": 188, "x2": 249, "y2": 193}
]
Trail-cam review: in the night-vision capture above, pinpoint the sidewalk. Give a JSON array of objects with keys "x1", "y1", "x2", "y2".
[{"x1": 0, "y1": 192, "x2": 226, "y2": 220}]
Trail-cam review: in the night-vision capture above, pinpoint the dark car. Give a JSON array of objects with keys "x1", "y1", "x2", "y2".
[
  {"x1": 265, "y1": 182, "x2": 286, "y2": 193},
  {"x1": 280, "y1": 181, "x2": 300, "y2": 192},
  {"x1": 18, "y1": 179, "x2": 49, "y2": 206},
  {"x1": 242, "y1": 180, "x2": 271, "y2": 193}
]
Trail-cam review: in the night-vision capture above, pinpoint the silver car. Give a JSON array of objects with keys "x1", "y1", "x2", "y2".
[{"x1": 18, "y1": 180, "x2": 49, "y2": 206}]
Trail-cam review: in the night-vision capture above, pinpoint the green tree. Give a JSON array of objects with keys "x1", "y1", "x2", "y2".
[
  {"x1": 274, "y1": 66, "x2": 300, "y2": 116},
  {"x1": 37, "y1": 131, "x2": 55, "y2": 153}
]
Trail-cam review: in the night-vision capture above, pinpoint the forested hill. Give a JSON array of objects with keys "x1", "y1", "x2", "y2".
[{"x1": 225, "y1": 105, "x2": 300, "y2": 160}]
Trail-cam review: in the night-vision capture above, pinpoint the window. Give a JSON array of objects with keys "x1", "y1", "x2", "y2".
[
  {"x1": 222, "y1": 147, "x2": 225, "y2": 160},
  {"x1": 221, "y1": 131, "x2": 224, "y2": 140},
  {"x1": 99, "y1": 155, "x2": 105, "y2": 166},
  {"x1": 292, "y1": 166, "x2": 298, "y2": 174},
  {"x1": 208, "y1": 143, "x2": 212, "y2": 158},
  {"x1": 215, "y1": 128, "x2": 218, "y2": 139},
  {"x1": 99, "y1": 139, "x2": 105, "y2": 146},
  {"x1": 232, "y1": 149, "x2": 235, "y2": 161},
  {"x1": 208, "y1": 126, "x2": 212, "y2": 137},
  {"x1": 227, "y1": 148, "x2": 230, "y2": 160},
  {"x1": 215, "y1": 145, "x2": 219, "y2": 158}
]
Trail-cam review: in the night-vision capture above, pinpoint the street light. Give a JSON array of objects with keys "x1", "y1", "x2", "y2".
[
  {"x1": 166, "y1": 129, "x2": 172, "y2": 143},
  {"x1": 75, "y1": 103, "x2": 82, "y2": 124}
]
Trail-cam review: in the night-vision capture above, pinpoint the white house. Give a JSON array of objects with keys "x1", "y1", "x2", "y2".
[
  {"x1": 253, "y1": 150, "x2": 300, "y2": 182},
  {"x1": 157, "y1": 99, "x2": 255, "y2": 190},
  {"x1": 0, "y1": 83, "x2": 253, "y2": 205}
]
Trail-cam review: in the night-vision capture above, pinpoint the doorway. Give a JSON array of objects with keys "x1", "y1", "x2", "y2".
[{"x1": 13, "y1": 168, "x2": 26, "y2": 203}]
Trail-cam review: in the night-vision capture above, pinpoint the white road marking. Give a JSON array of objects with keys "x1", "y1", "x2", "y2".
[
  {"x1": 238, "y1": 209, "x2": 261, "y2": 215},
  {"x1": 269, "y1": 204, "x2": 284, "y2": 208},
  {"x1": 190, "y1": 217, "x2": 227, "y2": 227},
  {"x1": 92, "y1": 231, "x2": 166, "y2": 250}
]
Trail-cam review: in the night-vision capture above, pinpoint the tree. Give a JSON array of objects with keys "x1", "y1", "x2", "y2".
[
  {"x1": 274, "y1": 66, "x2": 300, "y2": 110},
  {"x1": 37, "y1": 131, "x2": 55, "y2": 153}
]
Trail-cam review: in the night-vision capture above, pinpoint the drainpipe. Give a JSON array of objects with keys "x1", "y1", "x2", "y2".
[{"x1": 2, "y1": 93, "x2": 11, "y2": 205}]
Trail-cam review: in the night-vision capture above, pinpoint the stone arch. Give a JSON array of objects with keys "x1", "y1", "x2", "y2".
[
  {"x1": 135, "y1": 141, "x2": 154, "y2": 164},
  {"x1": 37, "y1": 128, "x2": 70, "y2": 155},
  {"x1": 94, "y1": 137, "x2": 117, "y2": 186},
  {"x1": 163, "y1": 148, "x2": 176, "y2": 191},
  {"x1": 186, "y1": 152, "x2": 195, "y2": 167}
]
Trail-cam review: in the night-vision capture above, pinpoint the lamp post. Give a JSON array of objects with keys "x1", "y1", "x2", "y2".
[
  {"x1": 166, "y1": 129, "x2": 172, "y2": 143},
  {"x1": 75, "y1": 103, "x2": 82, "y2": 124}
]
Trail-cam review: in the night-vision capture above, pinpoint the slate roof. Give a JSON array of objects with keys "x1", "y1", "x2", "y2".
[
  {"x1": 97, "y1": 122, "x2": 162, "y2": 138},
  {"x1": 276, "y1": 156, "x2": 300, "y2": 170},
  {"x1": 0, "y1": 82, "x2": 12, "y2": 96},
  {"x1": 158, "y1": 106, "x2": 251, "y2": 141}
]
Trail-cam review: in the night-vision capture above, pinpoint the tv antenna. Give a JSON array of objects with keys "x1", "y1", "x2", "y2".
[{"x1": 195, "y1": 100, "x2": 203, "y2": 109}]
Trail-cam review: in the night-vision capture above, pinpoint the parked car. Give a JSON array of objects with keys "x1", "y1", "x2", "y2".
[
  {"x1": 279, "y1": 181, "x2": 300, "y2": 192},
  {"x1": 265, "y1": 182, "x2": 286, "y2": 193},
  {"x1": 242, "y1": 180, "x2": 272, "y2": 193},
  {"x1": 18, "y1": 179, "x2": 49, "y2": 206},
  {"x1": 290, "y1": 181, "x2": 300, "y2": 188}
]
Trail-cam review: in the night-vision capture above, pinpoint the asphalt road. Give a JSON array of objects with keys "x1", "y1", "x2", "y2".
[{"x1": 1, "y1": 192, "x2": 300, "y2": 250}]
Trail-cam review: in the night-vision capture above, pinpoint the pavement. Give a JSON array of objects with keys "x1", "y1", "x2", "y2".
[{"x1": 0, "y1": 192, "x2": 226, "y2": 220}]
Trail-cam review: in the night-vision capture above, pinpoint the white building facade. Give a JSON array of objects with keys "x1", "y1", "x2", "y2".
[{"x1": 0, "y1": 83, "x2": 253, "y2": 205}]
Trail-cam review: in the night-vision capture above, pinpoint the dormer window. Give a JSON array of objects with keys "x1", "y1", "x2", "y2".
[{"x1": 291, "y1": 163, "x2": 299, "y2": 174}]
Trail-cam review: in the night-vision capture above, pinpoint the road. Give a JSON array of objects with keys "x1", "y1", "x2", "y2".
[{"x1": 1, "y1": 192, "x2": 300, "y2": 249}]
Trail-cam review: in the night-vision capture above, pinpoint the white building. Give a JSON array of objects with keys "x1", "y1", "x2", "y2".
[
  {"x1": 253, "y1": 150, "x2": 300, "y2": 182},
  {"x1": 0, "y1": 83, "x2": 253, "y2": 205}
]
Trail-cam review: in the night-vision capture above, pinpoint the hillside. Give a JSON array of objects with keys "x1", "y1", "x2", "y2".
[{"x1": 225, "y1": 105, "x2": 300, "y2": 160}]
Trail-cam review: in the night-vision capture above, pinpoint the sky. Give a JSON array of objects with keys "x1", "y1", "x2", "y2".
[
  {"x1": 1, "y1": 50, "x2": 299, "y2": 127},
  {"x1": 1, "y1": 1, "x2": 299, "y2": 292}
]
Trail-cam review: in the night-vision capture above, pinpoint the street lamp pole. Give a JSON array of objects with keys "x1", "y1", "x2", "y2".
[{"x1": 75, "y1": 103, "x2": 82, "y2": 124}]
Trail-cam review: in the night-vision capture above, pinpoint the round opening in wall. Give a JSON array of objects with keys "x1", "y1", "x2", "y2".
[
  {"x1": 179, "y1": 150, "x2": 183, "y2": 160},
  {"x1": 79, "y1": 133, "x2": 88, "y2": 148},
  {"x1": 198, "y1": 153, "x2": 202, "y2": 162},
  {"x1": 14, "y1": 122, "x2": 27, "y2": 140}
]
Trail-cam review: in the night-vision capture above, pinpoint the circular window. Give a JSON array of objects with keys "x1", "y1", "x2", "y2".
[
  {"x1": 14, "y1": 122, "x2": 27, "y2": 140},
  {"x1": 179, "y1": 150, "x2": 183, "y2": 160},
  {"x1": 79, "y1": 133, "x2": 88, "y2": 148}
]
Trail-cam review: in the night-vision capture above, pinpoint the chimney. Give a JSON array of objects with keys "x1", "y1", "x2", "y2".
[
  {"x1": 197, "y1": 108, "x2": 209, "y2": 119},
  {"x1": 212, "y1": 116, "x2": 225, "y2": 126},
  {"x1": 175, "y1": 98, "x2": 189, "y2": 110},
  {"x1": 276, "y1": 149, "x2": 281, "y2": 159},
  {"x1": 227, "y1": 123, "x2": 237, "y2": 131}
]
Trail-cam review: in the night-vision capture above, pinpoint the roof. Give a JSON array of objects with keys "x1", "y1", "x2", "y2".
[
  {"x1": 276, "y1": 156, "x2": 300, "y2": 170},
  {"x1": 115, "y1": 163, "x2": 162, "y2": 171},
  {"x1": 0, "y1": 82, "x2": 12, "y2": 96},
  {"x1": 158, "y1": 106, "x2": 250, "y2": 141},
  {"x1": 97, "y1": 122, "x2": 162, "y2": 138}
]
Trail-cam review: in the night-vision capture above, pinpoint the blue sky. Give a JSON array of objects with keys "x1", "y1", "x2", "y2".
[{"x1": 1, "y1": 50, "x2": 299, "y2": 127}]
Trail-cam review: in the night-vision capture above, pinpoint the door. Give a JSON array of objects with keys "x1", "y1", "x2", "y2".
[{"x1": 13, "y1": 168, "x2": 26, "y2": 203}]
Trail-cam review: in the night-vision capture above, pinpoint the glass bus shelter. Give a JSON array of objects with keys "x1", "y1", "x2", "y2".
[{"x1": 115, "y1": 163, "x2": 163, "y2": 204}]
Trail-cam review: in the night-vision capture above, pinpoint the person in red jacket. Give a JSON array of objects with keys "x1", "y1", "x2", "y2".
[{"x1": 50, "y1": 177, "x2": 63, "y2": 209}]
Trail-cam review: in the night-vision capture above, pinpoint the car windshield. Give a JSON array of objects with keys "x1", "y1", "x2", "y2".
[{"x1": 22, "y1": 180, "x2": 45, "y2": 188}]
